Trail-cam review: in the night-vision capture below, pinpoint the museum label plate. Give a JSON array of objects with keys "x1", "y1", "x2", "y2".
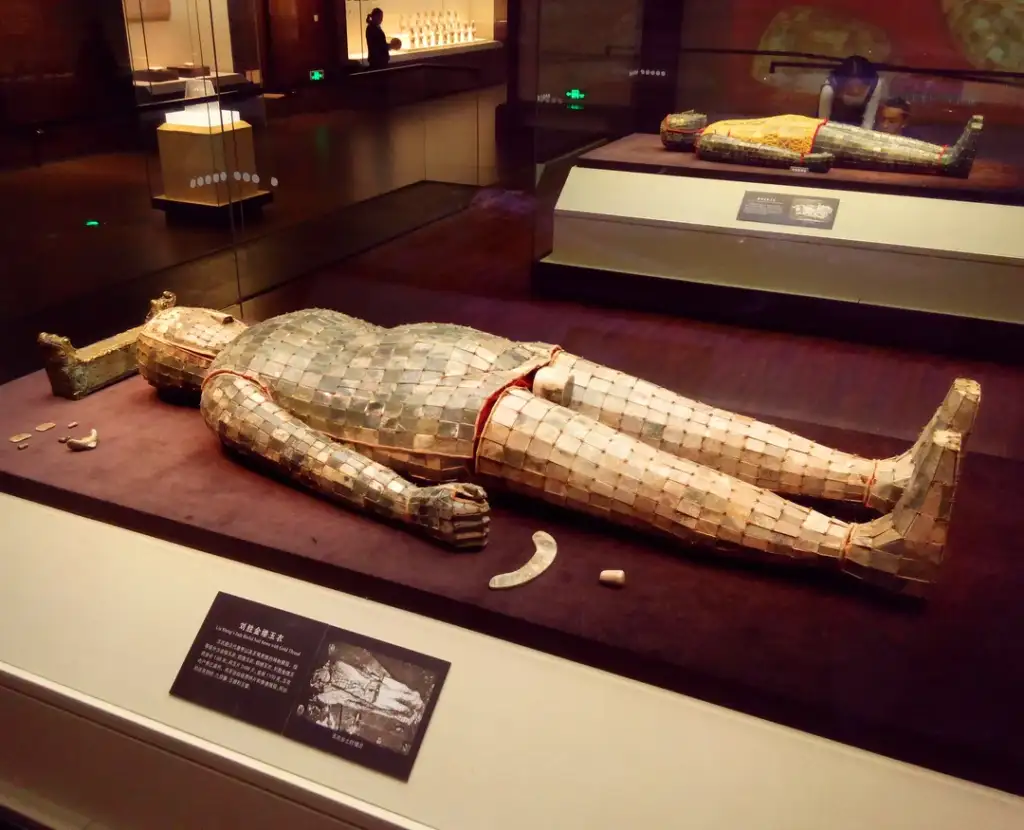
[
  {"x1": 171, "y1": 592, "x2": 450, "y2": 781},
  {"x1": 737, "y1": 191, "x2": 840, "y2": 230}
]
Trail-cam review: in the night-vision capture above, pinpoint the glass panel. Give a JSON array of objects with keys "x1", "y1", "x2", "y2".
[
  {"x1": 530, "y1": 0, "x2": 645, "y2": 261},
  {"x1": 125, "y1": 0, "x2": 270, "y2": 313},
  {"x1": 349, "y1": 0, "x2": 497, "y2": 65},
  {"x1": 674, "y1": 0, "x2": 1024, "y2": 196},
  {"x1": 535, "y1": 1, "x2": 642, "y2": 110},
  {"x1": 0, "y1": 0, "x2": 259, "y2": 385}
]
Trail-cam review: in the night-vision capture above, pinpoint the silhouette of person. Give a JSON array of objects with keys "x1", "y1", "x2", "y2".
[{"x1": 365, "y1": 8, "x2": 400, "y2": 70}]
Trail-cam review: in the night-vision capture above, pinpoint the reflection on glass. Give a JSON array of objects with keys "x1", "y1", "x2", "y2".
[
  {"x1": 532, "y1": 0, "x2": 642, "y2": 108},
  {"x1": 124, "y1": 0, "x2": 250, "y2": 103}
]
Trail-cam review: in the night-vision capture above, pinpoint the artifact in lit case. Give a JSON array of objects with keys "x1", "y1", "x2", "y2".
[
  {"x1": 153, "y1": 104, "x2": 271, "y2": 216},
  {"x1": 134, "y1": 303, "x2": 980, "y2": 596},
  {"x1": 661, "y1": 110, "x2": 982, "y2": 177}
]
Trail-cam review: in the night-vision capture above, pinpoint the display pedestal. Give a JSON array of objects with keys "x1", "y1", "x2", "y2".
[
  {"x1": 578, "y1": 134, "x2": 1024, "y2": 205},
  {"x1": 537, "y1": 165, "x2": 1024, "y2": 360},
  {"x1": 2, "y1": 493, "x2": 1023, "y2": 830},
  {"x1": 154, "y1": 117, "x2": 272, "y2": 222}
]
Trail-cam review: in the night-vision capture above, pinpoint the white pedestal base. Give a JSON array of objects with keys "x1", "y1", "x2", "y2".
[{"x1": 548, "y1": 167, "x2": 1024, "y2": 323}]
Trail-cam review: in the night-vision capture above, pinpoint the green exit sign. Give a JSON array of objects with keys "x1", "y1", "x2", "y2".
[
  {"x1": 566, "y1": 88, "x2": 586, "y2": 100},
  {"x1": 310, "y1": 69, "x2": 325, "y2": 81}
]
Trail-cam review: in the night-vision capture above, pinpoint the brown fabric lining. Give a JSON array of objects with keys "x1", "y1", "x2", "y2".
[{"x1": 0, "y1": 368, "x2": 1022, "y2": 796}]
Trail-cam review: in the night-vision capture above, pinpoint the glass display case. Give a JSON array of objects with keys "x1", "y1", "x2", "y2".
[
  {"x1": 520, "y1": 0, "x2": 1024, "y2": 803},
  {"x1": 123, "y1": 0, "x2": 260, "y2": 103},
  {"x1": 122, "y1": 0, "x2": 275, "y2": 223},
  {"x1": 3, "y1": 0, "x2": 1024, "y2": 819},
  {"x1": 527, "y1": 0, "x2": 642, "y2": 110},
  {"x1": 522, "y1": 0, "x2": 1024, "y2": 207},
  {"x1": 345, "y1": 0, "x2": 497, "y2": 63},
  {"x1": 0, "y1": 0, "x2": 268, "y2": 389},
  {"x1": 528, "y1": 0, "x2": 1024, "y2": 264},
  {"x1": 672, "y1": 0, "x2": 1024, "y2": 193}
]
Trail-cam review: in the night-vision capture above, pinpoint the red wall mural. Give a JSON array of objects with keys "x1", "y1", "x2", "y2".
[{"x1": 678, "y1": 0, "x2": 1023, "y2": 124}]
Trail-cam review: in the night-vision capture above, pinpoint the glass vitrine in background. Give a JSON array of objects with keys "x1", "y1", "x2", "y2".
[
  {"x1": 532, "y1": 0, "x2": 643, "y2": 111},
  {"x1": 124, "y1": 0, "x2": 274, "y2": 223},
  {"x1": 124, "y1": 0, "x2": 257, "y2": 102},
  {"x1": 345, "y1": 0, "x2": 498, "y2": 63},
  {"x1": 526, "y1": 0, "x2": 645, "y2": 263},
  {"x1": 672, "y1": 0, "x2": 1024, "y2": 188}
]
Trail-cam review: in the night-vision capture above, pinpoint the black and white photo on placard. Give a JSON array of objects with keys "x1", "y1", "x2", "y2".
[
  {"x1": 171, "y1": 593, "x2": 450, "y2": 781},
  {"x1": 298, "y1": 640, "x2": 440, "y2": 755}
]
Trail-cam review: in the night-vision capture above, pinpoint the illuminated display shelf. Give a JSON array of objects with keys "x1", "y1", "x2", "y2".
[
  {"x1": 345, "y1": 0, "x2": 498, "y2": 63},
  {"x1": 348, "y1": 37, "x2": 499, "y2": 63}
]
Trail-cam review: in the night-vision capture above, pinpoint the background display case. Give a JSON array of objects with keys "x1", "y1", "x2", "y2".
[
  {"x1": 526, "y1": 0, "x2": 642, "y2": 110},
  {"x1": 3, "y1": 0, "x2": 1024, "y2": 822},
  {"x1": 123, "y1": 0, "x2": 277, "y2": 224},
  {"x1": 527, "y1": 0, "x2": 1024, "y2": 359},
  {"x1": 124, "y1": 0, "x2": 260, "y2": 102},
  {"x1": 346, "y1": 0, "x2": 498, "y2": 63}
]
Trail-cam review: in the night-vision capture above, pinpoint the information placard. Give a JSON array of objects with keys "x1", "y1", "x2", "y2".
[
  {"x1": 171, "y1": 592, "x2": 450, "y2": 781},
  {"x1": 737, "y1": 191, "x2": 840, "y2": 230}
]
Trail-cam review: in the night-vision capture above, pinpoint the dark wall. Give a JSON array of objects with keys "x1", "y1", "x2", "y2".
[
  {"x1": 0, "y1": 0, "x2": 134, "y2": 127},
  {"x1": 228, "y1": 0, "x2": 268, "y2": 75}
]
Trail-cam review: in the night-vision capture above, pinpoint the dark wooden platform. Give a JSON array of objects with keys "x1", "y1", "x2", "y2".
[
  {"x1": 579, "y1": 133, "x2": 1024, "y2": 205},
  {"x1": 3, "y1": 271, "x2": 1024, "y2": 797},
  {"x1": 151, "y1": 189, "x2": 273, "y2": 223}
]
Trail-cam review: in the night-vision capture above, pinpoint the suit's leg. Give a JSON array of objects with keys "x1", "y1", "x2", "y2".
[
  {"x1": 477, "y1": 388, "x2": 964, "y2": 594},
  {"x1": 813, "y1": 116, "x2": 983, "y2": 177},
  {"x1": 537, "y1": 353, "x2": 980, "y2": 512}
]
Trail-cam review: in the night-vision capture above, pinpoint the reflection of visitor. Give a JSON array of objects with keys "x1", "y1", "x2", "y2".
[
  {"x1": 311, "y1": 658, "x2": 424, "y2": 726},
  {"x1": 366, "y1": 8, "x2": 398, "y2": 70},
  {"x1": 875, "y1": 96, "x2": 911, "y2": 135},
  {"x1": 818, "y1": 55, "x2": 885, "y2": 129}
]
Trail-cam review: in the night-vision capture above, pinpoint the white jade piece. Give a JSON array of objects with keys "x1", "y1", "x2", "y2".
[
  {"x1": 67, "y1": 429, "x2": 99, "y2": 452},
  {"x1": 599, "y1": 569, "x2": 626, "y2": 587},
  {"x1": 489, "y1": 531, "x2": 557, "y2": 590}
]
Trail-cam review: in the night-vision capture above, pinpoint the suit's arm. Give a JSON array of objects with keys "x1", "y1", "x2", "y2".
[
  {"x1": 696, "y1": 133, "x2": 833, "y2": 172},
  {"x1": 201, "y1": 372, "x2": 489, "y2": 549}
]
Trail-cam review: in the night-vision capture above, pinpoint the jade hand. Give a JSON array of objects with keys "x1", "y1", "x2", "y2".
[{"x1": 408, "y1": 483, "x2": 490, "y2": 550}]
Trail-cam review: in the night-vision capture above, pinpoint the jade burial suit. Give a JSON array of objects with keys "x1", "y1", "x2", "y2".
[
  {"x1": 660, "y1": 111, "x2": 983, "y2": 176},
  {"x1": 136, "y1": 305, "x2": 980, "y2": 595}
]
